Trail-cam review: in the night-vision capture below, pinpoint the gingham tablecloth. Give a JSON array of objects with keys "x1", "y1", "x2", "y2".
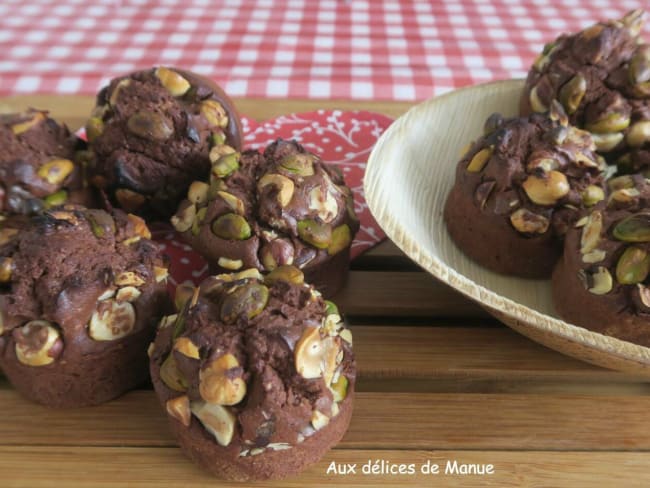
[{"x1": 0, "y1": 0, "x2": 648, "y2": 101}]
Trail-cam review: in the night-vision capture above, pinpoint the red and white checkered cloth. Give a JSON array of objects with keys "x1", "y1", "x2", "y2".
[{"x1": 0, "y1": 0, "x2": 648, "y2": 101}]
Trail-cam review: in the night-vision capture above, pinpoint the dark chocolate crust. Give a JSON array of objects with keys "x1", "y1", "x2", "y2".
[
  {"x1": 0, "y1": 110, "x2": 93, "y2": 216},
  {"x1": 0, "y1": 205, "x2": 170, "y2": 407},
  {"x1": 86, "y1": 66, "x2": 242, "y2": 219},
  {"x1": 149, "y1": 268, "x2": 355, "y2": 480},
  {"x1": 172, "y1": 139, "x2": 359, "y2": 297},
  {"x1": 552, "y1": 176, "x2": 650, "y2": 346},
  {"x1": 444, "y1": 110, "x2": 605, "y2": 278},
  {"x1": 520, "y1": 10, "x2": 650, "y2": 165}
]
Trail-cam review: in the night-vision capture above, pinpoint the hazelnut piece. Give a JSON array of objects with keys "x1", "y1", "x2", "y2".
[
  {"x1": 14, "y1": 320, "x2": 63, "y2": 367},
  {"x1": 199, "y1": 353, "x2": 246, "y2": 406},
  {"x1": 190, "y1": 401, "x2": 236, "y2": 447}
]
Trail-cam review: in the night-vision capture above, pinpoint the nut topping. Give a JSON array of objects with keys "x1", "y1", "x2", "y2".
[
  {"x1": 297, "y1": 219, "x2": 332, "y2": 249},
  {"x1": 529, "y1": 85, "x2": 548, "y2": 113},
  {"x1": 466, "y1": 147, "x2": 492, "y2": 173},
  {"x1": 115, "y1": 286, "x2": 141, "y2": 303},
  {"x1": 328, "y1": 224, "x2": 351, "y2": 256},
  {"x1": 522, "y1": 171, "x2": 569, "y2": 206},
  {"x1": 581, "y1": 185, "x2": 605, "y2": 207},
  {"x1": 190, "y1": 401, "x2": 236, "y2": 447},
  {"x1": 171, "y1": 203, "x2": 197, "y2": 233},
  {"x1": 220, "y1": 283, "x2": 269, "y2": 323},
  {"x1": 160, "y1": 354, "x2": 188, "y2": 392},
  {"x1": 217, "y1": 257, "x2": 243, "y2": 270},
  {"x1": 264, "y1": 265, "x2": 304, "y2": 285},
  {"x1": 280, "y1": 153, "x2": 316, "y2": 176},
  {"x1": 88, "y1": 300, "x2": 136, "y2": 341},
  {"x1": 626, "y1": 121, "x2": 650, "y2": 148},
  {"x1": 115, "y1": 188, "x2": 146, "y2": 213},
  {"x1": 0, "y1": 257, "x2": 13, "y2": 283},
  {"x1": 115, "y1": 271, "x2": 145, "y2": 287},
  {"x1": 173, "y1": 337, "x2": 201, "y2": 360},
  {"x1": 580, "y1": 211, "x2": 602, "y2": 254},
  {"x1": 127, "y1": 213, "x2": 151, "y2": 239},
  {"x1": 311, "y1": 410, "x2": 330, "y2": 431},
  {"x1": 155, "y1": 67, "x2": 191, "y2": 97},
  {"x1": 211, "y1": 213, "x2": 251, "y2": 240},
  {"x1": 258, "y1": 174, "x2": 295, "y2": 207},
  {"x1": 11, "y1": 111, "x2": 46, "y2": 135},
  {"x1": 14, "y1": 320, "x2": 63, "y2": 367},
  {"x1": 613, "y1": 213, "x2": 650, "y2": 242},
  {"x1": 587, "y1": 266, "x2": 613, "y2": 295},
  {"x1": 558, "y1": 73, "x2": 586, "y2": 114},
  {"x1": 216, "y1": 191, "x2": 245, "y2": 215},
  {"x1": 616, "y1": 246, "x2": 650, "y2": 285},
  {"x1": 308, "y1": 185, "x2": 338, "y2": 223},
  {"x1": 199, "y1": 353, "x2": 246, "y2": 405},
  {"x1": 127, "y1": 110, "x2": 174, "y2": 141},
  {"x1": 37, "y1": 159, "x2": 74, "y2": 185},
  {"x1": 294, "y1": 326, "x2": 341, "y2": 382},
  {"x1": 187, "y1": 181, "x2": 209, "y2": 205},
  {"x1": 201, "y1": 100, "x2": 229, "y2": 129},
  {"x1": 166, "y1": 395, "x2": 191, "y2": 427},
  {"x1": 509, "y1": 208, "x2": 549, "y2": 234}
]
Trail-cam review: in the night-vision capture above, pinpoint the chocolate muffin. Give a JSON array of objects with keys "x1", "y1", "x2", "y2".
[
  {"x1": 520, "y1": 10, "x2": 650, "y2": 166},
  {"x1": 0, "y1": 109, "x2": 92, "y2": 216},
  {"x1": 149, "y1": 266, "x2": 355, "y2": 481},
  {"x1": 444, "y1": 105, "x2": 606, "y2": 278},
  {"x1": 0, "y1": 205, "x2": 170, "y2": 407},
  {"x1": 553, "y1": 175, "x2": 650, "y2": 345},
  {"x1": 85, "y1": 67, "x2": 242, "y2": 218},
  {"x1": 171, "y1": 139, "x2": 359, "y2": 297}
]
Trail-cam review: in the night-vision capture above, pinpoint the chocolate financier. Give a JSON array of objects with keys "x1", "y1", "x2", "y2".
[
  {"x1": 521, "y1": 10, "x2": 650, "y2": 170},
  {"x1": 444, "y1": 105, "x2": 606, "y2": 278},
  {"x1": 0, "y1": 205, "x2": 170, "y2": 407},
  {"x1": 553, "y1": 175, "x2": 650, "y2": 346},
  {"x1": 171, "y1": 139, "x2": 359, "y2": 297},
  {"x1": 84, "y1": 66, "x2": 242, "y2": 218},
  {"x1": 0, "y1": 109, "x2": 93, "y2": 216},
  {"x1": 149, "y1": 267, "x2": 355, "y2": 481}
]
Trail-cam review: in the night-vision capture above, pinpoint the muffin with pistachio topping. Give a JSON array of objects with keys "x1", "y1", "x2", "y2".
[
  {"x1": 171, "y1": 139, "x2": 359, "y2": 297},
  {"x1": 149, "y1": 266, "x2": 355, "y2": 481},
  {"x1": 0, "y1": 204, "x2": 170, "y2": 407},
  {"x1": 444, "y1": 104, "x2": 606, "y2": 278},
  {"x1": 0, "y1": 109, "x2": 93, "y2": 216},
  {"x1": 553, "y1": 176, "x2": 650, "y2": 345},
  {"x1": 521, "y1": 10, "x2": 650, "y2": 167},
  {"x1": 84, "y1": 66, "x2": 242, "y2": 218}
]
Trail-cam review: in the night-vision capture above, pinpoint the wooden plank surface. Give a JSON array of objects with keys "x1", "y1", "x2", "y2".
[{"x1": 1, "y1": 94, "x2": 649, "y2": 486}]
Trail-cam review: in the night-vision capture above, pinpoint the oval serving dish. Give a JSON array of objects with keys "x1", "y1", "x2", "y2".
[{"x1": 365, "y1": 78, "x2": 650, "y2": 376}]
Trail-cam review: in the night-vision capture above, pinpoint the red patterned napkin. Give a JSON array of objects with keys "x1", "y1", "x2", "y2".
[{"x1": 151, "y1": 109, "x2": 393, "y2": 287}]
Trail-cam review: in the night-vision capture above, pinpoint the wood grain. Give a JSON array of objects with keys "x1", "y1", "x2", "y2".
[
  {"x1": 4, "y1": 390, "x2": 650, "y2": 451},
  {"x1": 1, "y1": 447, "x2": 649, "y2": 488}
]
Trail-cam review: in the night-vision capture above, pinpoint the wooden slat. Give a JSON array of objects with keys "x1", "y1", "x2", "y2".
[
  {"x1": 334, "y1": 271, "x2": 486, "y2": 318},
  {"x1": 1, "y1": 447, "x2": 649, "y2": 488},
  {"x1": 4, "y1": 390, "x2": 650, "y2": 451}
]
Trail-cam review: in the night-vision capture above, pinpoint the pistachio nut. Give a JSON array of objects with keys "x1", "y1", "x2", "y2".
[
  {"x1": 297, "y1": 219, "x2": 332, "y2": 249},
  {"x1": 533, "y1": 42, "x2": 557, "y2": 71},
  {"x1": 114, "y1": 188, "x2": 146, "y2": 213},
  {"x1": 209, "y1": 144, "x2": 236, "y2": 164},
  {"x1": 557, "y1": 73, "x2": 586, "y2": 114},
  {"x1": 160, "y1": 353, "x2": 188, "y2": 392},
  {"x1": 339, "y1": 328, "x2": 353, "y2": 345},
  {"x1": 311, "y1": 410, "x2": 330, "y2": 431},
  {"x1": 616, "y1": 246, "x2": 650, "y2": 285},
  {"x1": 280, "y1": 153, "x2": 316, "y2": 176},
  {"x1": 115, "y1": 286, "x2": 141, "y2": 303},
  {"x1": 220, "y1": 282, "x2": 269, "y2": 323},
  {"x1": 199, "y1": 353, "x2": 246, "y2": 406},
  {"x1": 329, "y1": 375, "x2": 349, "y2": 402},
  {"x1": 12, "y1": 112, "x2": 46, "y2": 135},
  {"x1": 0, "y1": 257, "x2": 13, "y2": 282},
  {"x1": 509, "y1": 208, "x2": 549, "y2": 234},
  {"x1": 529, "y1": 85, "x2": 548, "y2": 113},
  {"x1": 608, "y1": 175, "x2": 636, "y2": 191},
  {"x1": 109, "y1": 78, "x2": 131, "y2": 106},
  {"x1": 581, "y1": 185, "x2": 605, "y2": 207},
  {"x1": 626, "y1": 121, "x2": 650, "y2": 148},
  {"x1": 592, "y1": 132, "x2": 624, "y2": 152},
  {"x1": 37, "y1": 159, "x2": 74, "y2": 185},
  {"x1": 191, "y1": 207, "x2": 207, "y2": 236},
  {"x1": 609, "y1": 187, "x2": 640, "y2": 205},
  {"x1": 208, "y1": 178, "x2": 228, "y2": 199},
  {"x1": 44, "y1": 190, "x2": 68, "y2": 208},
  {"x1": 85, "y1": 117, "x2": 104, "y2": 143},
  {"x1": 328, "y1": 224, "x2": 351, "y2": 256},
  {"x1": 573, "y1": 151, "x2": 598, "y2": 168},
  {"x1": 587, "y1": 266, "x2": 613, "y2": 295},
  {"x1": 174, "y1": 282, "x2": 196, "y2": 312},
  {"x1": 212, "y1": 152, "x2": 240, "y2": 178},
  {"x1": 154, "y1": 266, "x2": 169, "y2": 283},
  {"x1": 127, "y1": 110, "x2": 174, "y2": 141},
  {"x1": 14, "y1": 320, "x2": 63, "y2": 367},
  {"x1": 171, "y1": 202, "x2": 197, "y2": 233},
  {"x1": 115, "y1": 271, "x2": 145, "y2": 287},
  {"x1": 166, "y1": 395, "x2": 191, "y2": 427},
  {"x1": 613, "y1": 213, "x2": 650, "y2": 242},
  {"x1": 622, "y1": 9, "x2": 644, "y2": 38},
  {"x1": 155, "y1": 67, "x2": 191, "y2": 97},
  {"x1": 210, "y1": 130, "x2": 226, "y2": 147},
  {"x1": 526, "y1": 154, "x2": 559, "y2": 173},
  {"x1": 201, "y1": 100, "x2": 229, "y2": 129},
  {"x1": 466, "y1": 146, "x2": 492, "y2": 173},
  {"x1": 126, "y1": 213, "x2": 151, "y2": 239},
  {"x1": 260, "y1": 238, "x2": 295, "y2": 270},
  {"x1": 88, "y1": 300, "x2": 136, "y2": 341},
  {"x1": 173, "y1": 337, "x2": 201, "y2": 360},
  {"x1": 580, "y1": 211, "x2": 602, "y2": 254},
  {"x1": 637, "y1": 284, "x2": 650, "y2": 309},
  {"x1": 211, "y1": 213, "x2": 251, "y2": 240},
  {"x1": 187, "y1": 181, "x2": 209, "y2": 205},
  {"x1": 324, "y1": 300, "x2": 339, "y2": 316},
  {"x1": 257, "y1": 173, "x2": 295, "y2": 207},
  {"x1": 217, "y1": 257, "x2": 243, "y2": 270},
  {"x1": 585, "y1": 113, "x2": 631, "y2": 134},
  {"x1": 216, "y1": 190, "x2": 245, "y2": 215},
  {"x1": 264, "y1": 265, "x2": 304, "y2": 285},
  {"x1": 190, "y1": 401, "x2": 236, "y2": 447},
  {"x1": 522, "y1": 171, "x2": 569, "y2": 206},
  {"x1": 582, "y1": 249, "x2": 606, "y2": 264},
  {"x1": 628, "y1": 45, "x2": 650, "y2": 85}
]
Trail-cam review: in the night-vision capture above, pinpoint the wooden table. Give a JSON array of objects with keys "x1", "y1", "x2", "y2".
[{"x1": 1, "y1": 97, "x2": 650, "y2": 487}]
